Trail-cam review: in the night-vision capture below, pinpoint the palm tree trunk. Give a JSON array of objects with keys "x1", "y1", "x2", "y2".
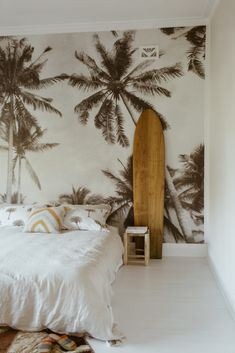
[
  {"x1": 165, "y1": 167, "x2": 192, "y2": 241},
  {"x1": 6, "y1": 118, "x2": 13, "y2": 203},
  {"x1": 120, "y1": 93, "x2": 137, "y2": 125},
  {"x1": 17, "y1": 157, "x2": 22, "y2": 204},
  {"x1": 165, "y1": 206, "x2": 179, "y2": 243}
]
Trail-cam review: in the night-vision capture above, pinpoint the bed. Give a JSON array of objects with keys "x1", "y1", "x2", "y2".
[{"x1": 0, "y1": 224, "x2": 123, "y2": 341}]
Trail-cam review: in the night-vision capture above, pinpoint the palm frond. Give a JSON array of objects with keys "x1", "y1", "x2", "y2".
[
  {"x1": 15, "y1": 44, "x2": 34, "y2": 69},
  {"x1": 18, "y1": 61, "x2": 46, "y2": 85},
  {"x1": 113, "y1": 31, "x2": 136, "y2": 79},
  {"x1": 123, "y1": 60, "x2": 155, "y2": 80},
  {"x1": 24, "y1": 156, "x2": 41, "y2": 190},
  {"x1": 111, "y1": 31, "x2": 118, "y2": 37},
  {"x1": 20, "y1": 91, "x2": 62, "y2": 116},
  {"x1": 118, "y1": 156, "x2": 133, "y2": 184},
  {"x1": 22, "y1": 74, "x2": 69, "y2": 89},
  {"x1": 174, "y1": 176, "x2": 197, "y2": 189},
  {"x1": 69, "y1": 74, "x2": 105, "y2": 91},
  {"x1": 102, "y1": 169, "x2": 125, "y2": 186},
  {"x1": 106, "y1": 201, "x2": 131, "y2": 224},
  {"x1": 27, "y1": 143, "x2": 59, "y2": 152},
  {"x1": 132, "y1": 82, "x2": 171, "y2": 97},
  {"x1": 122, "y1": 91, "x2": 169, "y2": 130},
  {"x1": 160, "y1": 27, "x2": 182, "y2": 35},
  {"x1": 93, "y1": 34, "x2": 115, "y2": 76},
  {"x1": 105, "y1": 195, "x2": 126, "y2": 205},
  {"x1": 14, "y1": 98, "x2": 38, "y2": 128},
  {"x1": 178, "y1": 186, "x2": 197, "y2": 199},
  {"x1": 191, "y1": 193, "x2": 204, "y2": 212},
  {"x1": 59, "y1": 186, "x2": 92, "y2": 205},
  {"x1": 114, "y1": 104, "x2": 129, "y2": 147},
  {"x1": 186, "y1": 26, "x2": 206, "y2": 46},
  {"x1": 86, "y1": 194, "x2": 106, "y2": 205},
  {"x1": 103, "y1": 157, "x2": 133, "y2": 198},
  {"x1": 131, "y1": 63, "x2": 183, "y2": 84},
  {"x1": 74, "y1": 90, "x2": 106, "y2": 124},
  {"x1": 122, "y1": 90, "x2": 153, "y2": 112},
  {"x1": 173, "y1": 144, "x2": 204, "y2": 214},
  {"x1": 94, "y1": 99, "x2": 115, "y2": 144},
  {"x1": 75, "y1": 51, "x2": 111, "y2": 81},
  {"x1": 188, "y1": 53, "x2": 205, "y2": 78},
  {"x1": 0, "y1": 46, "x2": 7, "y2": 66}
]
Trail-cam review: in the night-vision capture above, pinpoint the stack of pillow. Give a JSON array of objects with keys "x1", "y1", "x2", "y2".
[{"x1": 0, "y1": 203, "x2": 111, "y2": 234}]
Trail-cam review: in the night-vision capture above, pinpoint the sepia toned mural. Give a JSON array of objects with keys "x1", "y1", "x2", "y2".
[{"x1": 0, "y1": 26, "x2": 206, "y2": 243}]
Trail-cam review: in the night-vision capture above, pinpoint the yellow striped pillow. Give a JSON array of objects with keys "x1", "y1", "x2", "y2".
[{"x1": 24, "y1": 206, "x2": 65, "y2": 233}]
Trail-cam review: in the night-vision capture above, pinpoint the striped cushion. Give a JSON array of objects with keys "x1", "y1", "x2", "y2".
[{"x1": 24, "y1": 206, "x2": 65, "y2": 233}]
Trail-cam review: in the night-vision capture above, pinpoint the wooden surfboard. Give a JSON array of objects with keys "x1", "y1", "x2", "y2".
[{"x1": 133, "y1": 109, "x2": 165, "y2": 259}]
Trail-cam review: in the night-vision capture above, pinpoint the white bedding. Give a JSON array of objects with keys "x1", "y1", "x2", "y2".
[{"x1": 0, "y1": 225, "x2": 124, "y2": 340}]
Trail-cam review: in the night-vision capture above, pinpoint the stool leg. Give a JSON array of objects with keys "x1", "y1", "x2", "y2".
[{"x1": 145, "y1": 233, "x2": 150, "y2": 266}]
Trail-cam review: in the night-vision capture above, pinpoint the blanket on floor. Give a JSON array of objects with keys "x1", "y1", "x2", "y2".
[{"x1": 0, "y1": 327, "x2": 94, "y2": 353}]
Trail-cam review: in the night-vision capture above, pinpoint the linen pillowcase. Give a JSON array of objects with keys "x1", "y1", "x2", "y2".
[
  {"x1": 63, "y1": 208, "x2": 103, "y2": 231},
  {"x1": 63, "y1": 204, "x2": 111, "y2": 228},
  {"x1": 24, "y1": 206, "x2": 65, "y2": 233},
  {"x1": 63, "y1": 204, "x2": 111, "y2": 231},
  {"x1": 0, "y1": 204, "x2": 34, "y2": 227}
]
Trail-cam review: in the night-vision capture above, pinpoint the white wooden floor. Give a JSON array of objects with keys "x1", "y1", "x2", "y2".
[{"x1": 88, "y1": 258, "x2": 235, "y2": 353}]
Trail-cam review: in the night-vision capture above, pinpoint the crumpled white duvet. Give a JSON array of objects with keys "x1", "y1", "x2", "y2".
[{"x1": 0, "y1": 225, "x2": 124, "y2": 340}]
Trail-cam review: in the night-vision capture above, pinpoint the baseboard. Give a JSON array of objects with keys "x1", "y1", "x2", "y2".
[
  {"x1": 208, "y1": 255, "x2": 235, "y2": 322},
  {"x1": 163, "y1": 243, "x2": 208, "y2": 257}
]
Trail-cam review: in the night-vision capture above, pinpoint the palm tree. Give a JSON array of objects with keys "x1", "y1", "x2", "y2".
[
  {"x1": 69, "y1": 31, "x2": 183, "y2": 147},
  {"x1": 174, "y1": 144, "x2": 204, "y2": 215},
  {"x1": 59, "y1": 186, "x2": 105, "y2": 205},
  {"x1": 161, "y1": 26, "x2": 206, "y2": 78},
  {"x1": 164, "y1": 145, "x2": 204, "y2": 243},
  {"x1": 0, "y1": 122, "x2": 59, "y2": 203},
  {"x1": 102, "y1": 156, "x2": 133, "y2": 232},
  {"x1": 0, "y1": 38, "x2": 68, "y2": 202}
]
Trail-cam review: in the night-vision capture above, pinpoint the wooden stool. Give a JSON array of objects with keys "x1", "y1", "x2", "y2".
[{"x1": 124, "y1": 227, "x2": 150, "y2": 266}]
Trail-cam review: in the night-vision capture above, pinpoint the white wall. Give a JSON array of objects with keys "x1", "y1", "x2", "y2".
[{"x1": 208, "y1": 0, "x2": 235, "y2": 313}]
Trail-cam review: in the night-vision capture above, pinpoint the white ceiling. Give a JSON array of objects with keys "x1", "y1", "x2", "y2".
[{"x1": 0, "y1": 0, "x2": 219, "y2": 35}]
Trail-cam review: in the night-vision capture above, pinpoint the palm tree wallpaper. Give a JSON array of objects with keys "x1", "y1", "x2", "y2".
[{"x1": 0, "y1": 27, "x2": 206, "y2": 243}]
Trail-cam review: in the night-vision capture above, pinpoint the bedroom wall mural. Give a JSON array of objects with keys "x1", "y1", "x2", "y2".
[{"x1": 0, "y1": 26, "x2": 206, "y2": 243}]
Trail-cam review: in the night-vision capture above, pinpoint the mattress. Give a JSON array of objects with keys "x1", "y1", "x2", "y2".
[{"x1": 0, "y1": 225, "x2": 123, "y2": 340}]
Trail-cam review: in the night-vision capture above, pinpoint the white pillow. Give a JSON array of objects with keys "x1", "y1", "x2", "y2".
[
  {"x1": 0, "y1": 204, "x2": 33, "y2": 227},
  {"x1": 63, "y1": 204, "x2": 111, "y2": 231},
  {"x1": 65, "y1": 204, "x2": 111, "y2": 227},
  {"x1": 63, "y1": 208, "x2": 103, "y2": 231},
  {"x1": 24, "y1": 206, "x2": 65, "y2": 233}
]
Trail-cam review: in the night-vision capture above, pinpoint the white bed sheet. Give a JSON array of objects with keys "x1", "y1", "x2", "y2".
[{"x1": 0, "y1": 225, "x2": 123, "y2": 340}]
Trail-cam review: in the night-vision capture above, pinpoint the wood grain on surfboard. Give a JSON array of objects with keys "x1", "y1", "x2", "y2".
[{"x1": 133, "y1": 109, "x2": 165, "y2": 259}]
